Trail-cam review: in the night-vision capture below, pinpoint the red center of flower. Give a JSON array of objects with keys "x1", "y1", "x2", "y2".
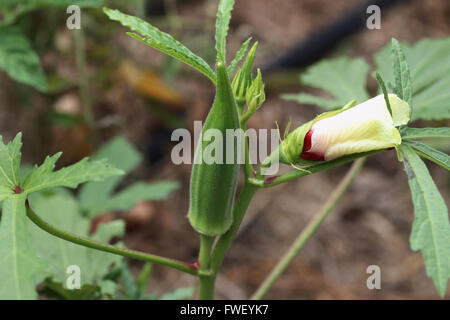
[{"x1": 299, "y1": 129, "x2": 325, "y2": 161}]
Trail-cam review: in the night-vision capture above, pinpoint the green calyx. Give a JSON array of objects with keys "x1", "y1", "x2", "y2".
[
  {"x1": 245, "y1": 68, "x2": 265, "y2": 113},
  {"x1": 188, "y1": 62, "x2": 241, "y2": 236},
  {"x1": 232, "y1": 42, "x2": 258, "y2": 105},
  {"x1": 279, "y1": 100, "x2": 357, "y2": 166}
]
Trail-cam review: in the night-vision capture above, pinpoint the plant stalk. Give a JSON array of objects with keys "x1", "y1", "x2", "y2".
[
  {"x1": 251, "y1": 158, "x2": 366, "y2": 299},
  {"x1": 135, "y1": 0, "x2": 146, "y2": 19},
  {"x1": 252, "y1": 150, "x2": 381, "y2": 188},
  {"x1": 74, "y1": 27, "x2": 94, "y2": 131},
  {"x1": 26, "y1": 204, "x2": 198, "y2": 276},
  {"x1": 198, "y1": 235, "x2": 216, "y2": 299},
  {"x1": 211, "y1": 182, "x2": 259, "y2": 272}
]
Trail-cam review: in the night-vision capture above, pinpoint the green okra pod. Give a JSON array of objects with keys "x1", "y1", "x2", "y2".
[{"x1": 188, "y1": 62, "x2": 241, "y2": 236}]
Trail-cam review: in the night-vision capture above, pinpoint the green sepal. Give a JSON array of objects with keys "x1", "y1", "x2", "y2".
[
  {"x1": 231, "y1": 42, "x2": 258, "y2": 105},
  {"x1": 279, "y1": 100, "x2": 357, "y2": 166}
]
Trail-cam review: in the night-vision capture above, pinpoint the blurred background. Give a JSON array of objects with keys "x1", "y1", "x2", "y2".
[{"x1": 1, "y1": 0, "x2": 449, "y2": 299}]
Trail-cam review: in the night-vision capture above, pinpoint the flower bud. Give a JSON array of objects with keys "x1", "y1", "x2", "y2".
[
  {"x1": 245, "y1": 68, "x2": 265, "y2": 113},
  {"x1": 280, "y1": 94, "x2": 410, "y2": 164},
  {"x1": 231, "y1": 42, "x2": 258, "y2": 105}
]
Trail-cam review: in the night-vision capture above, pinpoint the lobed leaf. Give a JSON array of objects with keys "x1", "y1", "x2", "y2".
[
  {"x1": 375, "y1": 37, "x2": 450, "y2": 120},
  {"x1": 22, "y1": 152, "x2": 123, "y2": 195},
  {"x1": 412, "y1": 75, "x2": 450, "y2": 120},
  {"x1": 103, "y1": 7, "x2": 216, "y2": 84},
  {"x1": 399, "y1": 145, "x2": 450, "y2": 297},
  {"x1": 215, "y1": 0, "x2": 235, "y2": 63},
  {"x1": 0, "y1": 194, "x2": 47, "y2": 299},
  {"x1": 284, "y1": 57, "x2": 369, "y2": 110}
]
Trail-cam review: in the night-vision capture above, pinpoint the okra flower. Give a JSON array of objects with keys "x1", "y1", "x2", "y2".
[{"x1": 280, "y1": 94, "x2": 411, "y2": 164}]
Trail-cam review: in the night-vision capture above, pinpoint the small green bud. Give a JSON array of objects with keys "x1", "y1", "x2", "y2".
[
  {"x1": 245, "y1": 68, "x2": 265, "y2": 113},
  {"x1": 231, "y1": 67, "x2": 247, "y2": 105},
  {"x1": 231, "y1": 42, "x2": 258, "y2": 105}
]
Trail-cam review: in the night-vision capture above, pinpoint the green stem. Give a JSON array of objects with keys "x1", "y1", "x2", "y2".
[
  {"x1": 211, "y1": 182, "x2": 259, "y2": 272},
  {"x1": 240, "y1": 112, "x2": 252, "y2": 125},
  {"x1": 26, "y1": 204, "x2": 198, "y2": 276},
  {"x1": 252, "y1": 150, "x2": 382, "y2": 188},
  {"x1": 135, "y1": 0, "x2": 146, "y2": 19},
  {"x1": 241, "y1": 122, "x2": 254, "y2": 179},
  {"x1": 74, "y1": 27, "x2": 94, "y2": 130},
  {"x1": 198, "y1": 235, "x2": 216, "y2": 300},
  {"x1": 250, "y1": 158, "x2": 366, "y2": 299}
]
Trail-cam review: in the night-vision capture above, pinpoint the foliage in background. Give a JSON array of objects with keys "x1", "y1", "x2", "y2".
[
  {"x1": 116, "y1": 262, "x2": 194, "y2": 300},
  {"x1": 283, "y1": 37, "x2": 450, "y2": 121},
  {"x1": 0, "y1": 0, "x2": 103, "y2": 91},
  {"x1": 78, "y1": 135, "x2": 179, "y2": 218}
]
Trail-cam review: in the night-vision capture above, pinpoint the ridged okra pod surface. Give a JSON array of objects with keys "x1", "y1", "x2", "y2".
[{"x1": 188, "y1": 62, "x2": 241, "y2": 236}]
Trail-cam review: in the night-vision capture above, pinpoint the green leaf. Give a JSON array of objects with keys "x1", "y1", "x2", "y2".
[
  {"x1": 79, "y1": 136, "x2": 141, "y2": 216},
  {"x1": 283, "y1": 57, "x2": 370, "y2": 110},
  {"x1": 412, "y1": 75, "x2": 450, "y2": 120},
  {"x1": 0, "y1": 27, "x2": 46, "y2": 91},
  {"x1": 0, "y1": 0, "x2": 101, "y2": 26},
  {"x1": 0, "y1": 194, "x2": 47, "y2": 299},
  {"x1": 94, "y1": 181, "x2": 179, "y2": 214},
  {"x1": 0, "y1": 133, "x2": 22, "y2": 200},
  {"x1": 375, "y1": 37, "x2": 450, "y2": 120},
  {"x1": 402, "y1": 127, "x2": 450, "y2": 140},
  {"x1": 78, "y1": 136, "x2": 178, "y2": 217},
  {"x1": 399, "y1": 145, "x2": 450, "y2": 297},
  {"x1": 281, "y1": 93, "x2": 342, "y2": 110},
  {"x1": 103, "y1": 7, "x2": 216, "y2": 84},
  {"x1": 404, "y1": 140, "x2": 450, "y2": 171},
  {"x1": 118, "y1": 262, "x2": 139, "y2": 299},
  {"x1": 215, "y1": 0, "x2": 235, "y2": 63},
  {"x1": 22, "y1": 152, "x2": 123, "y2": 194},
  {"x1": 135, "y1": 262, "x2": 152, "y2": 295},
  {"x1": 27, "y1": 190, "x2": 125, "y2": 287},
  {"x1": 39, "y1": 277, "x2": 101, "y2": 300},
  {"x1": 375, "y1": 72, "x2": 392, "y2": 116},
  {"x1": 227, "y1": 37, "x2": 251, "y2": 74},
  {"x1": 159, "y1": 287, "x2": 195, "y2": 300},
  {"x1": 391, "y1": 38, "x2": 412, "y2": 105},
  {"x1": 117, "y1": 262, "x2": 152, "y2": 299}
]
